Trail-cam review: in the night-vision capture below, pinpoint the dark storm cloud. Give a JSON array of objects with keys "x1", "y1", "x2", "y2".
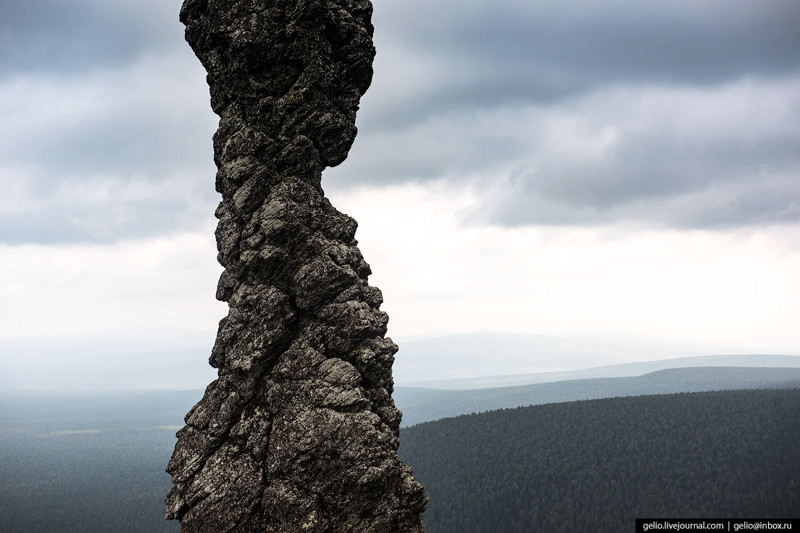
[
  {"x1": 327, "y1": 0, "x2": 800, "y2": 229},
  {"x1": 0, "y1": 0, "x2": 217, "y2": 245},
  {"x1": 466, "y1": 82, "x2": 800, "y2": 228},
  {"x1": 0, "y1": 0, "x2": 182, "y2": 78},
  {"x1": 364, "y1": 0, "x2": 800, "y2": 125},
  {"x1": 483, "y1": 162, "x2": 800, "y2": 229},
  {"x1": 5, "y1": 96, "x2": 212, "y2": 178},
  {"x1": 3, "y1": 0, "x2": 800, "y2": 243}
]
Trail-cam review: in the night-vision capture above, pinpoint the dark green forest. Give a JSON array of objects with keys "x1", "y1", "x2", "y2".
[
  {"x1": 1, "y1": 427, "x2": 179, "y2": 533},
  {"x1": 399, "y1": 389, "x2": 800, "y2": 533},
  {"x1": 1, "y1": 388, "x2": 798, "y2": 532},
  {"x1": 0, "y1": 391, "x2": 196, "y2": 533}
]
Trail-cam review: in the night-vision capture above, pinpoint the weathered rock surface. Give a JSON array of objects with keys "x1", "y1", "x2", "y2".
[{"x1": 165, "y1": 0, "x2": 427, "y2": 531}]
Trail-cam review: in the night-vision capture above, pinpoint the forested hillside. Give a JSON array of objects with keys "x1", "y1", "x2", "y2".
[
  {"x1": 399, "y1": 389, "x2": 800, "y2": 533},
  {"x1": 2, "y1": 389, "x2": 798, "y2": 532}
]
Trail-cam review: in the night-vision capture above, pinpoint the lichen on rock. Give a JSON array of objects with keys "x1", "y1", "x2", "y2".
[{"x1": 165, "y1": 0, "x2": 428, "y2": 531}]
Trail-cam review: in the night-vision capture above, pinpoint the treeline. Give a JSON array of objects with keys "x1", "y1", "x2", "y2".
[{"x1": 399, "y1": 389, "x2": 800, "y2": 533}]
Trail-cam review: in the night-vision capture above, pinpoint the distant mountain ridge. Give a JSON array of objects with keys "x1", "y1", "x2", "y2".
[
  {"x1": 4, "y1": 361, "x2": 798, "y2": 430},
  {"x1": 399, "y1": 352, "x2": 800, "y2": 389},
  {"x1": 392, "y1": 330, "x2": 800, "y2": 386},
  {"x1": 4, "y1": 329, "x2": 797, "y2": 392},
  {"x1": 394, "y1": 366, "x2": 800, "y2": 426}
]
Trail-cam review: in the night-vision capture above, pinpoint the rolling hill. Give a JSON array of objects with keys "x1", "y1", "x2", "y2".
[
  {"x1": 398, "y1": 389, "x2": 800, "y2": 533},
  {"x1": 395, "y1": 366, "x2": 800, "y2": 426}
]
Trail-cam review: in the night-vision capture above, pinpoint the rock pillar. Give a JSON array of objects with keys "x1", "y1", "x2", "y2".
[{"x1": 165, "y1": 1, "x2": 428, "y2": 531}]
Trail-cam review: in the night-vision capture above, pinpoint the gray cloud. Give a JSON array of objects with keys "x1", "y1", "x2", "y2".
[
  {"x1": 364, "y1": 0, "x2": 800, "y2": 125},
  {"x1": 472, "y1": 92, "x2": 800, "y2": 228},
  {"x1": 326, "y1": 0, "x2": 800, "y2": 229},
  {"x1": 481, "y1": 170, "x2": 800, "y2": 229},
  {"x1": 5, "y1": 94, "x2": 214, "y2": 179},
  {"x1": 3, "y1": 0, "x2": 800, "y2": 244},
  {"x1": 0, "y1": 1, "x2": 217, "y2": 245},
  {"x1": 0, "y1": 194, "x2": 201, "y2": 245},
  {"x1": 0, "y1": 0, "x2": 183, "y2": 78}
]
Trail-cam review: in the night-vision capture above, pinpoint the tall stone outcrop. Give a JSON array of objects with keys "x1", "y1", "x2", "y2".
[{"x1": 165, "y1": 1, "x2": 428, "y2": 531}]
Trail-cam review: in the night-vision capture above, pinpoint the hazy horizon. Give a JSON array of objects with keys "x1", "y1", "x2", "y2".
[{"x1": 2, "y1": 328, "x2": 799, "y2": 393}]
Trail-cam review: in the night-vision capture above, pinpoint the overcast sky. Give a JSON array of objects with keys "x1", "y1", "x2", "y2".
[{"x1": 2, "y1": 0, "x2": 800, "y2": 388}]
